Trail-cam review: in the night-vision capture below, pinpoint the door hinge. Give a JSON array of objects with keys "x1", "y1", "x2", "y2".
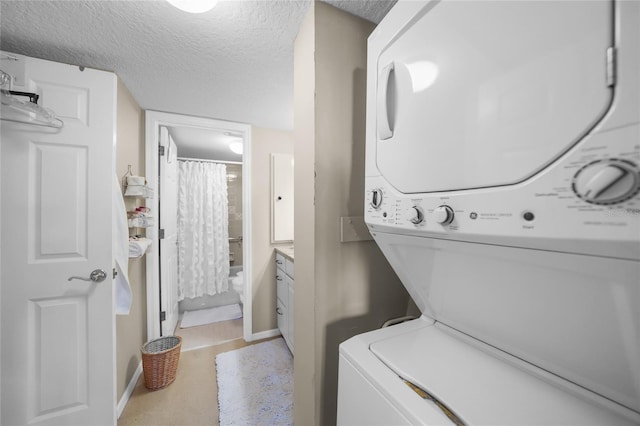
[
  {"x1": 606, "y1": 46, "x2": 616, "y2": 87},
  {"x1": 113, "y1": 268, "x2": 118, "y2": 279},
  {"x1": 159, "y1": 229, "x2": 165, "y2": 239},
  {"x1": 159, "y1": 145, "x2": 165, "y2": 156},
  {"x1": 160, "y1": 311, "x2": 166, "y2": 322}
]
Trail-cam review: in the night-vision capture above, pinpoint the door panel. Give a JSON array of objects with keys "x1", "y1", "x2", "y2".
[
  {"x1": 30, "y1": 142, "x2": 88, "y2": 260},
  {"x1": 38, "y1": 82, "x2": 89, "y2": 125},
  {"x1": 376, "y1": 0, "x2": 613, "y2": 193},
  {"x1": 28, "y1": 297, "x2": 88, "y2": 420},
  {"x1": 1, "y1": 53, "x2": 115, "y2": 425},
  {"x1": 286, "y1": 278, "x2": 294, "y2": 354},
  {"x1": 160, "y1": 127, "x2": 179, "y2": 336}
]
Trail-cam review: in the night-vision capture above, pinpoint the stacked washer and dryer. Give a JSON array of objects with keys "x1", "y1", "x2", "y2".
[{"x1": 337, "y1": 0, "x2": 640, "y2": 424}]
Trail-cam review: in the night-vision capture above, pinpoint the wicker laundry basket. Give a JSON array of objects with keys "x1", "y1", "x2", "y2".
[{"x1": 141, "y1": 335, "x2": 182, "y2": 390}]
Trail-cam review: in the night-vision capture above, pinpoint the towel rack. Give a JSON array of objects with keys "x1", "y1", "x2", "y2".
[
  {"x1": 229, "y1": 237, "x2": 243, "y2": 243},
  {"x1": 0, "y1": 68, "x2": 64, "y2": 129}
]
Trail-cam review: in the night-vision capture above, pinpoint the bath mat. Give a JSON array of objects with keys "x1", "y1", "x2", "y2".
[
  {"x1": 216, "y1": 338, "x2": 293, "y2": 425},
  {"x1": 180, "y1": 304, "x2": 242, "y2": 328}
]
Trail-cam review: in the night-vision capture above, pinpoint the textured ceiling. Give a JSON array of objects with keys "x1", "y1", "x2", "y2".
[{"x1": 0, "y1": 0, "x2": 396, "y2": 134}]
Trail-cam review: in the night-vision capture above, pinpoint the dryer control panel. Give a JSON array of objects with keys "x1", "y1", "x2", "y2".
[{"x1": 366, "y1": 124, "x2": 640, "y2": 261}]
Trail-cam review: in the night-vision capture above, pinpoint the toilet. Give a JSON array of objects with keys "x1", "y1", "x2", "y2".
[{"x1": 231, "y1": 271, "x2": 244, "y2": 304}]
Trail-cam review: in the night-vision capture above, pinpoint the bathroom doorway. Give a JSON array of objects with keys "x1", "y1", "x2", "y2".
[{"x1": 145, "y1": 111, "x2": 253, "y2": 342}]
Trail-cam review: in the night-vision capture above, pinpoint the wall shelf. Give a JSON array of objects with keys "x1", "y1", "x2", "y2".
[
  {"x1": 127, "y1": 215, "x2": 154, "y2": 228},
  {"x1": 124, "y1": 184, "x2": 154, "y2": 198}
]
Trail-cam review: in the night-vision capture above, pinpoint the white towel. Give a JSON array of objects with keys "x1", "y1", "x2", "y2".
[
  {"x1": 126, "y1": 175, "x2": 145, "y2": 185},
  {"x1": 129, "y1": 237, "x2": 151, "y2": 258},
  {"x1": 113, "y1": 173, "x2": 132, "y2": 315}
]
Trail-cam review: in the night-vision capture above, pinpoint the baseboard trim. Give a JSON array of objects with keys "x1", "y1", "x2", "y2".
[
  {"x1": 248, "y1": 328, "x2": 280, "y2": 342},
  {"x1": 117, "y1": 361, "x2": 143, "y2": 419}
]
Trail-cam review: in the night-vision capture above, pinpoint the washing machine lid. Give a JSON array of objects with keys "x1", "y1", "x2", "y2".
[
  {"x1": 371, "y1": 231, "x2": 640, "y2": 416},
  {"x1": 370, "y1": 323, "x2": 638, "y2": 425},
  {"x1": 375, "y1": 0, "x2": 613, "y2": 194}
]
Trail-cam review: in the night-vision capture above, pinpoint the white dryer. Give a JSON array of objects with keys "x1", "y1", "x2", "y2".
[{"x1": 337, "y1": 0, "x2": 640, "y2": 424}]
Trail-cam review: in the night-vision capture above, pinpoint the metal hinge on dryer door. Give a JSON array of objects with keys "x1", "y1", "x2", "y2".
[
  {"x1": 159, "y1": 229, "x2": 165, "y2": 239},
  {"x1": 606, "y1": 47, "x2": 616, "y2": 87}
]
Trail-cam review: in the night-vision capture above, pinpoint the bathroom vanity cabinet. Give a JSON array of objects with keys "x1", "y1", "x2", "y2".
[{"x1": 275, "y1": 249, "x2": 294, "y2": 354}]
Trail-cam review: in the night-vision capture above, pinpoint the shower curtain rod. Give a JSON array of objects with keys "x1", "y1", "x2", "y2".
[{"x1": 177, "y1": 157, "x2": 242, "y2": 165}]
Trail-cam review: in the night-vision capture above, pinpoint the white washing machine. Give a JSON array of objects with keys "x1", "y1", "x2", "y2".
[{"x1": 337, "y1": 0, "x2": 640, "y2": 424}]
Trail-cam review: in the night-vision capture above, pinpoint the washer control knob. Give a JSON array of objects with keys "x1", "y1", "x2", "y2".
[
  {"x1": 370, "y1": 188, "x2": 383, "y2": 209},
  {"x1": 434, "y1": 205, "x2": 454, "y2": 225},
  {"x1": 573, "y1": 159, "x2": 640, "y2": 205},
  {"x1": 405, "y1": 206, "x2": 424, "y2": 224}
]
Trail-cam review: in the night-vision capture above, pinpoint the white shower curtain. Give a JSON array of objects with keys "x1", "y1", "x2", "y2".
[{"x1": 178, "y1": 160, "x2": 230, "y2": 300}]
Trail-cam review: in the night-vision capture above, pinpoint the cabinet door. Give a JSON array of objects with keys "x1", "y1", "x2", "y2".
[
  {"x1": 287, "y1": 278, "x2": 294, "y2": 355},
  {"x1": 285, "y1": 258, "x2": 294, "y2": 279},
  {"x1": 271, "y1": 153, "x2": 294, "y2": 242},
  {"x1": 276, "y1": 298, "x2": 286, "y2": 339},
  {"x1": 276, "y1": 269, "x2": 286, "y2": 303}
]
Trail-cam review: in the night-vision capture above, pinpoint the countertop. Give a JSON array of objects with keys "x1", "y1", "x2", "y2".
[{"x1": 275, "y1": 246, "x2": 294, "y2": 261}]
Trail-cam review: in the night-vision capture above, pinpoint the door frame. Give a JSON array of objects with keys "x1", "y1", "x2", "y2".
[{"x1": 144, "y1": 110, "x2": 253, "y2": 342}]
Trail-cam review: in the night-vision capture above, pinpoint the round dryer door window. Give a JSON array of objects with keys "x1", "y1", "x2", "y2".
[{"x1": 375, "y1": 0, "x2": 613, "y2": 194}]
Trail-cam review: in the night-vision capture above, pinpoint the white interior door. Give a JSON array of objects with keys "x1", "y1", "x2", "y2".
[
  {"x1": 1, "y1": 53, "x2": 116, "y2": 424},
  {"x1": 159, "y1": 127, "x2": 179, "y2": 335}
]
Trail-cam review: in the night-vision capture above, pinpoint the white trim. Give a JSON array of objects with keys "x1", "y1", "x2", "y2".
[
  {"x1": 144, "y1": 111, "x2": 253, "y2": 341},
  {"x1": 117, "y1": 361, "x2": 143, "y2": 419},
  {"x1": 247, "y1": 328, "x2": 281, "y2": 342},
  {"x1": 241, "y1": 126, "x2": 253, "y2": 343}
]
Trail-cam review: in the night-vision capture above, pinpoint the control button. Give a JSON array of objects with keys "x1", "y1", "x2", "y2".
[
  {"x1": 572, "y1": 159, "x2": 640, "y2": 205},
  {"x1": 434, "y1": 205, "x2": 454, "y2": 225},
  {"x1": 370, "y1": 188, "x2": 383, "y2": 209},
  {"x1": 405, "y1": 206, "x2": 424, "y2": 224},
  {"x1": 523, "y1": 211, "x2": 535, "y2": 221}
]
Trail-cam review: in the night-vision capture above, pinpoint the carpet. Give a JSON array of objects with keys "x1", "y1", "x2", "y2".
[
  {"x1": 216, "y1": 338, "x2": 293, "y2": 425},
  {"x1": 180, "y1": 304, "x2": 243, "y2": 328}
]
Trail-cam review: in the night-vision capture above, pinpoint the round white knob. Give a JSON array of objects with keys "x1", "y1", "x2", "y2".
[
  {"x1": 405, "y1": 206, "x2": 424, "y2": 224},
  {"x1": 434, "y1": 205, "x2": 454, "y2": 225},
  {"x1": 370, "y1": 188, "x2": 383, "y2": 209},
  {"x1": 572, "y1": 159, "x2": 640, "y2": 205}
]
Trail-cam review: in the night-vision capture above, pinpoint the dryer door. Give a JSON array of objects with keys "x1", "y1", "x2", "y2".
[{"x1": 376, "y1": 0, "x2": 613, "y2": 194}]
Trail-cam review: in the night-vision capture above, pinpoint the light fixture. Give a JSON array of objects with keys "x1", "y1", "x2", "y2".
[
  {"x1": 166, "y1": 0, "x2": 218, "y2": 14},
  {"x1": 229, "y1": 141, "x2": 243, "y2": 155}
]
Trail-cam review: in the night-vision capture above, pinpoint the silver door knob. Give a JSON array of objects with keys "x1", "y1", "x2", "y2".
[{"x1": 68, "y1": 269, "x2": 107, "y2": 283}]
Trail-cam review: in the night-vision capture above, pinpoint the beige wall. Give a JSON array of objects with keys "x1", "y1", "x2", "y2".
[
  {"x1": 293, "y1": 4, "x2": 317, "y2": 423},
  {"x1": 250, "y1": 126, "x2": 294, "y2": 333},
  {"x1": 293, "y1": 3, "x2": 411, "y2": 425},
  {"x1": 115, "y1": 78, "x2": 147, "y2": 402}
]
